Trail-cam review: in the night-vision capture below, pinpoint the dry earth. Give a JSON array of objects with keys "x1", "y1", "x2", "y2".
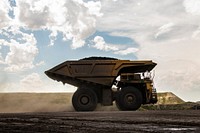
[
  {"x1": 0, "y1": 93, "x2": 199, "y2": 132},
  {"x1": 0, "y1": 93, "x2": 190, "y2": 113},
  {"x1": 0, "y1": 110, "x2": 199, "y2": 133}
]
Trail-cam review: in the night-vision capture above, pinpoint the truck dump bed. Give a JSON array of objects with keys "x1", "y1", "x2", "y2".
[{"x1": 45, "y1": 57, "x2": 156, "y2": 87}]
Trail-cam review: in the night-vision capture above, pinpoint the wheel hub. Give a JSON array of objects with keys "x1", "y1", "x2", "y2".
[
  {"x1": 80, "y1": 96, "x2": 89, "y2": 105},
  {"x1": 125, "y1": 94, "x2": 135, "y2": 104}
]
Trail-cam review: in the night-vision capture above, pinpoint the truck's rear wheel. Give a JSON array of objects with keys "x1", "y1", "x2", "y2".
[
  {"x1": 72, "y1": 88, "x2": 98, "y2": 111},
  {"x1": 116, "y1": 86, "x2": 142, "y2": 111}
]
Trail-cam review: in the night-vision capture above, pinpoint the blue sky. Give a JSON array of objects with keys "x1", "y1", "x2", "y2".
[{"x1": 0, "y1": 0, "x2": 200, "y2": 102}]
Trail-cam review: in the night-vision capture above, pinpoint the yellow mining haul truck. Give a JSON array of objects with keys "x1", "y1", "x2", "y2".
[{"x1": 45, "y1": 57, "x2": 157, "y2": 111}]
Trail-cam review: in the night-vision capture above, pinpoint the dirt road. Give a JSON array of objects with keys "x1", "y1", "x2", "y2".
[{"x1": 0, "y1": 110, "x2": 199, "y2": 133}]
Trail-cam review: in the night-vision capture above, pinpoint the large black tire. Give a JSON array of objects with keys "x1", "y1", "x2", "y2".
[
  {"x1": 116, "y1": 86, "x2": 142, "y2": 111},
  {"x1": 72, "y1": 88, "x2": 98, "y2": 111}
]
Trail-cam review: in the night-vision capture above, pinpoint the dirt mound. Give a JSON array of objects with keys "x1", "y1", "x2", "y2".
[{"x1": 157, "y1": 92, "x2": 184, "y2": 104}]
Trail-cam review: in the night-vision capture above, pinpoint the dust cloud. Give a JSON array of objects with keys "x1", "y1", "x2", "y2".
[
  {"x1": 0, "y1": 93, "x2": 119, "y2": 113},
  {"x1": 0, "y1": 93, "x2": 74, "y2": 113}
]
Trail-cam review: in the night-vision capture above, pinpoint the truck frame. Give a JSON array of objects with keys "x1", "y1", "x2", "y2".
[{"x1": 45, "y1": 57, "x2": 157, "y2": 111}]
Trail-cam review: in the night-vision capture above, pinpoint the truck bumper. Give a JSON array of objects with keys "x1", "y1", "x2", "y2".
[{"x1": 150, "y1": 88, "x2": 158, "y2": 104}]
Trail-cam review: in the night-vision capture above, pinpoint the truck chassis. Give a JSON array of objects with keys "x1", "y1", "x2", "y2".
[{"x1": 45, "y1": 57, "x2": 157, "y2": 111}]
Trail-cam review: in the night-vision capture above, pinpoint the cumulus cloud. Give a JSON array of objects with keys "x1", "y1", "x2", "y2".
[
  {"x1": 20, "y1": 73, "x2": 44, "y2": 90},
  {"x1": 0, "y1": 0, "x2": 12, "y2": 28},
  {"x1": 93, "y1": 36, "x2": 119, "y2": 51},
  {"x1": 5, "y1": 44, "x2": 37, "y2": 72},
  {"x1": 0, "y1": 29, "x2": 38, "y2": 72},
  {"x1": 114, "y1": 47, "x2": 138, "y2": 55},
  {"x1": 15, "y1": 0, "x2": 102, "y2": 48},
  {"x1": 183, "y1": 0, "x2": 200, "y2": 15},
  {"x1": 92, "y1": 36, "x2": 138, "y2": 55}
]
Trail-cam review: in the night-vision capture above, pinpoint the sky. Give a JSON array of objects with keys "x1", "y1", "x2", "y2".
[{"x1": 0, "y1": 0, "x2": 200, "y2": 102}]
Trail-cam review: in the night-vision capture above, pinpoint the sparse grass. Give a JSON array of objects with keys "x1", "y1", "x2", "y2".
[{"x1": 141, "y1": 102, "x2": 200, "y2": 110}]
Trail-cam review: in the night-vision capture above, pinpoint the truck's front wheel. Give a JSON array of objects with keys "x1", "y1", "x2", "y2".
[
  {"x1": 72, "y1": 88, "x2": 98, "y2": 111},
  {"x1": 116, "y1": 86, "x2": 142, "y2": 111}
]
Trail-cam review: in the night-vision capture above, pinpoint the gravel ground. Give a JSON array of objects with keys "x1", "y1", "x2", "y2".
[{"x1": 0, "y1": 110, "x2": 199, "y2": 133}]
